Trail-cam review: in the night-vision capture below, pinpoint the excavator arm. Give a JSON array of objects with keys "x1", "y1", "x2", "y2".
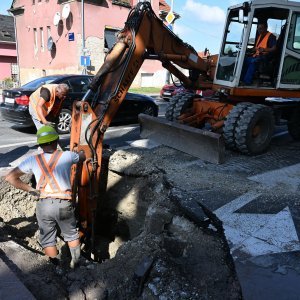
[{"x1": 70, "y1": 2, "x2": 217, "y2": 257}]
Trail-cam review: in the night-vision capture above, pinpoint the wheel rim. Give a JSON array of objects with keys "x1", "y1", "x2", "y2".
[
  {"x1": 252, "y1": 119, "x2": 271, "y2": 145},
  {"x1": 144, "y1": 106, "x2": 154, "y2": 116},
  {"x1": 252, "y1": 125, "x2": 261, "y2": 138},
  {"x1": 58, "y1": 111, "x2": 71, "y2": 133}
]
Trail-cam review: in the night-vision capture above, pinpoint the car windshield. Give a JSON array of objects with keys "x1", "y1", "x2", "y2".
[{"x1": 21, "y1": 76, "x2": 59, "y2": 89}]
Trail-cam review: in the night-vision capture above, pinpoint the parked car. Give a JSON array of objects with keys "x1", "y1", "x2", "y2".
[
  {"x1": 0, "y1": 75, "x2": 158, "y2": 134},
  {"x1": 160, "y1": 83, "x2": 203, "y2": 101}
]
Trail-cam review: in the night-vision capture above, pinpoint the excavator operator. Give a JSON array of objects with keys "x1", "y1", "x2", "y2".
[
  {"x1": 241, "y1": 20, "x2": 277, "y2": 85},
  {"x1": 5, "y1": 126, "x2": 86, "y2": 269}
]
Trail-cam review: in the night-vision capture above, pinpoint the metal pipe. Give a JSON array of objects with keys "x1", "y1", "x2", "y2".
[
  {"x1": 82, "y1": 0, "x2": 85, "y2": 49},
  {"x1": 82, "y1": 0, "x2": 86, "y2": 74}
]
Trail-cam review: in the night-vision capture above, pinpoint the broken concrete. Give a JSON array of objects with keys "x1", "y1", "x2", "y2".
[{"x1": 0, "y1": 146, "x2": 243, "y2": 299}]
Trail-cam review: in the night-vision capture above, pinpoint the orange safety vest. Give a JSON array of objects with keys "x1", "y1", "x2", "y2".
[
  {"x1": 29, "y1": 84, "x2": 61, "y2": 121},
  {"x1": 253, "y1": 32, "x2": 272, "y2": 57},
  {"x1": 35, "y1": 150, "x2": 72, "y2": 200}
]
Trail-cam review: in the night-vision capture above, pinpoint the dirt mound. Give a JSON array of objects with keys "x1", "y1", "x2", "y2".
[{"x1": 0, "y1": 147, "x2": 242, "y2": 299}]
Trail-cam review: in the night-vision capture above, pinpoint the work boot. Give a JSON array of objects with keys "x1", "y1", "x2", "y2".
[
  {"x1": 49, "y1": 253, "x2": 64, "y2": 275},
  {"x1": 69, "y1": 245, "x2": 81, "y2": 269},
  {"x1": 49, "y1": 256, "x2": 60, "y2": 266}
]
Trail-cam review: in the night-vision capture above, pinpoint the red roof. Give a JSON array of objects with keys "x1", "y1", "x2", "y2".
[{"x1": 198, "y1": 50, "x2": 211, "y2": 59}]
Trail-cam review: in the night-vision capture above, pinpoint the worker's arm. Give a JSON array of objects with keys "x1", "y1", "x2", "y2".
[
  {"x1": 5, "y1": 167, "x2": 39, "y2": 196},
  {"x1": 265, "y1": 44, "x2": 276, "y2": 53},
  {"x1": 257, "y1": 44, "x2": 276, "y2": 54},
  {"x1": 70, "y1": 150, "x2": 86, "y2": 164},
  {"x1": 36, "y1": 97, "x2": 48, "y2": 125}
]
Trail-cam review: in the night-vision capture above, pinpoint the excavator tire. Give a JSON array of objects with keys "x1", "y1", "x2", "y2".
[
  {"x1": 172, "y1": 93, "x2": 195, "y2": 121},
  {"x1": 223, "y1": 102, "x2": 253, "y2": 150},
  {"x1": 165, "y1": 93, "x2": 184, "y2": 121},
  {"x1": 234, "y1": 104, "x2": 275, "y2": 155},
  {"x1": 288, "y1": 107, "x2": 300, "y2": 140}
]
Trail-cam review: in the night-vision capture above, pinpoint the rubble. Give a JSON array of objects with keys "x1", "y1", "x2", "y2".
[{"x1": 0, "y1": 146, "x2": 242, "y2": 299}]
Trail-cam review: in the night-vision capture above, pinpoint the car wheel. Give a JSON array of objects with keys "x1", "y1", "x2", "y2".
[
  {"x1": 57, "y1": 108, "x2": 72, "y2": 134},
  {"x1": 143, "y1": 105, "x2": 156, "y2": 116}
]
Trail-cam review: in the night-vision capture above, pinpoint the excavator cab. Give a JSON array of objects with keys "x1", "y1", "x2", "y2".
[{"x1": 214, "y1": 0, "x2": 300, "y2": 91}]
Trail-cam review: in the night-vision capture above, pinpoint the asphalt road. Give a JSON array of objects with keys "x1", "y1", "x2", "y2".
[{"x1": 0, "y1": 96, "x2": 167, "y2": 167}]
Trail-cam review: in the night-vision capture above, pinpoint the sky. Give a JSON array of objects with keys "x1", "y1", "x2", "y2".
[
  {"x1": 1, "y1": 0, "x2": 300, "y2": 54},
  {"x1": 169, "y1": 0, "x2": 241, "y2": 53}
]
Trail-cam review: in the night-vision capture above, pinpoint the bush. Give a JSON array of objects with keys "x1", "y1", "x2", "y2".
[{"x1": 2, "y1": 77, "x2": 14, "y2": 89}]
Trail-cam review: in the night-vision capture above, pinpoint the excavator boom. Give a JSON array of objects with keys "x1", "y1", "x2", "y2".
[{"x1": 70, "y1": 2, "x2": 222, "y2": 257}]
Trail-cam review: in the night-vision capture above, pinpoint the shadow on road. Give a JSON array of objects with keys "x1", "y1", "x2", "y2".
[
  {"x1": 0, "y1": 146, "x2": 35, "y2": 168},
  {"x1": 11, "y1": 125, "x2": 36, "y2": 134}
]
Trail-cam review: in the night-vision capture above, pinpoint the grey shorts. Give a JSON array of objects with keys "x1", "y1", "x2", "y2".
[
  {"x1": 36, "y1": 198, "x2": 79, "y2": 248},
  {"x1": 32, "y1": 117, "x2": 44, "y2": 130}
]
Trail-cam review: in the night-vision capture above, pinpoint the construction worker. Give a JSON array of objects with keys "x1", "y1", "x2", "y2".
[
  {"x1": 29, "y1": 83, "x2": 69, "y2": 130},
  {"x1": 5, "y1": 125, "x2": 85, "y2": 269},
  {"x1": 242, "y1": 21, "x2": 277, "y2": 85}
]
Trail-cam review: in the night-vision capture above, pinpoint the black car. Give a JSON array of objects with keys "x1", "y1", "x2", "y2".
[{"x1": 0, "y1": 74, "x2": 158, "y2": 134}]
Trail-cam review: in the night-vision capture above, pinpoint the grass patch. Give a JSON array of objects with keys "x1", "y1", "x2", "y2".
[{"x1": 129, "y1": 87, "x2": 161, "y2": 94}]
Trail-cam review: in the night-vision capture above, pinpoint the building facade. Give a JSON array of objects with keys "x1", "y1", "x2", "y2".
[
  {"x1": 9, "y1": 0, "x2": 172, "y2": 87},
  {"x1": 0, "y1": 14, "x2": 18, "y2": 84}
]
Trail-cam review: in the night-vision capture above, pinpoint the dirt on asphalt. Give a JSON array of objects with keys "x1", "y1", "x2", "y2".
[{"x1": 0, "y1": 146, "x2": 243, "y2": 300}]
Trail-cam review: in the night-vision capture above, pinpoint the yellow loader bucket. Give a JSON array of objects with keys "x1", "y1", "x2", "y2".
[{"x1": 139, "y1": 114, "x2": 225, "y2": 164}]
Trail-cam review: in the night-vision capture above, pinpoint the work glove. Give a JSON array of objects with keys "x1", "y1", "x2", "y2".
[
  {"x1": 45, "y1": 121, "x2": 56, "y2": 128},
  {"x1": 29, "y1": 189, "x2": 40, "y2": 198}
]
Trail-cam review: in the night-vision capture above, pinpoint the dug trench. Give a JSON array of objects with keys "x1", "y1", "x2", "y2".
[{"x1": 0, "y1": 146, "x2": 242, "y2": 299}]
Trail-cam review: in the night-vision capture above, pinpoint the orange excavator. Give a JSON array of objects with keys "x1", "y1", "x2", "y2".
[{"x1": 70, "y1": 1, "x2": 300, "y2": 255}]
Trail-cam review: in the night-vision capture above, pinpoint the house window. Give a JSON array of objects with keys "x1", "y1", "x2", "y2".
[
  {"x1": 33, "y1": 28, "x2": 38, "y2": 53},
  {"x1": 104, "y1": 28, "x2": 119, "y2": 51},
  {"x1": 46, "y1": 26, "x2": 51, "y2": 50},
  {"x1": 47, "y1": 26, "x2": 51, "y2": 39},
  {"x1": 40, "y1": 27, "x2": 44, "y2": 51}
]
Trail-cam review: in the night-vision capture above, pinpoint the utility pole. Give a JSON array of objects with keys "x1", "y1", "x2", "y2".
[{"x1": 81, "y1": 0, "x2": 87, "y2": 74}]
